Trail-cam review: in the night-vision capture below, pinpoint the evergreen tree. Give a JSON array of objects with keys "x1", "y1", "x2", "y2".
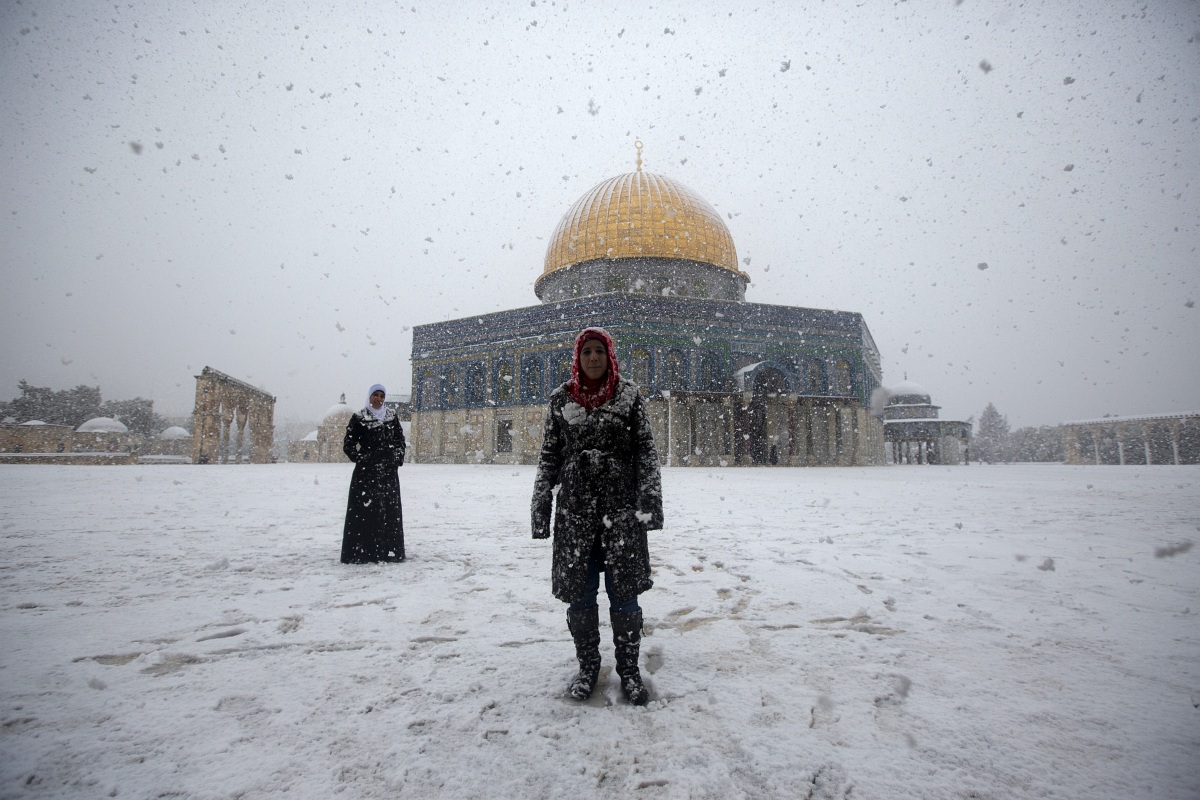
[
  {"x1": 975, "y1": 403, "x2": 1011, "y2": 463},
  {"x1": 0, "y1": 382, "x2": 163, "y2": 434},
  {"x1": 3, "y1": 381, "x2": 101, "y2": 426}
]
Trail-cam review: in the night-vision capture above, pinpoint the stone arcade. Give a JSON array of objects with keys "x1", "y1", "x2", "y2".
[
  {"x1": 409, "y1": 148, "x2": 886, "y2": 467},
  {"x1": 1062, "y1": 412, "x2": 1200, "y2": 466},
  {"x1": 191, "y1": 367, "x2": 276, "y2": 464}
]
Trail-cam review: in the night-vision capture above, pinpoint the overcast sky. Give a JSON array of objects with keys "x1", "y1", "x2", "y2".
[{"x1": 2, "y1": 0, "x2": 1197, "y2": 428}]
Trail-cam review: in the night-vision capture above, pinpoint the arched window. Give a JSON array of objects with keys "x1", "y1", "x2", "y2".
[
  {"x1": 464, "y1": 362, "x2": 486, "y2": 405},
  {"x1": 805, "y1": 361, "x2": 823, "y2": 394},
  {"x1": 442, "y1": 368, "x2": 460, "y2": 408},
  {"x1": 556, "y1": 352, "x2": 573, "y2": 389},
  {"x1": 629, "y1": 348, "x2": 651, "y2": 391},
  {"x1": 521, "y1": 355, "x2": 543, "y2": 403},
  {"x1": 699, "y1": 352, "x2": 723, "y2": 391},
  {"x1": 663, "y1": 350, "x2": 686, "y2": 390},
  {"x1": 419, "y1": 368, "x2": 439, "y2": 410},
  {"x1": 495, "y1": 361, "x2": 514, "y2": 404},
  {"x1": 833, "y1": 360, "x2": 852, "y2": 395}
]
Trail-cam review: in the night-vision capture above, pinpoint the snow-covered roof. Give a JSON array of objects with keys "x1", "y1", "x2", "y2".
[
  {"x1": 888, "y1": 380, "x2": 930, "y2": 398},
  {"x1": 323, "y1": 393, "x2": 355, "y2": 421},
  {"x1": 20, "y1": 420, "x2": 47, "y2": 426},
  {"x1": 77, "y1": 417, "x2": 128, "y2": 433},
  {"x1": 1062, "y1": 411, "x2": 1200, "y2": 426},
  {"x1": 302, "y1": 430, "x2": 319, "y2": 441},
  {"x1": 159, "y1": 426, "x2": 191, "y2": 440}
]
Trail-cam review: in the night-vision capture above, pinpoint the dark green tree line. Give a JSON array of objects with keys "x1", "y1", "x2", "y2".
[{"x1": 0, "y1": 380, "x2": 165, "y2": 436}]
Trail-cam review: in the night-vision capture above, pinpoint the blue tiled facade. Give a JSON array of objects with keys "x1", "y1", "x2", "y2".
[{"x1": 413, "y1": 294, "x2": 880, "y2": 411}]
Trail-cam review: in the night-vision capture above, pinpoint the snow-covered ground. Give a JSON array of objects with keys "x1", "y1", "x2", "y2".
[{"x1": 1, "y1": 463, "x2": 1197, "y2": 799}]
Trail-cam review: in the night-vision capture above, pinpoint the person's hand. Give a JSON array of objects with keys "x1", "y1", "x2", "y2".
[{"x1": 636, "y1": 509, "x2": 663, "y2": 531}]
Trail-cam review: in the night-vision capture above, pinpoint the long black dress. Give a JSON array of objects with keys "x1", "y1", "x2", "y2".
[{"x1": 341, "y1": 406, "x2": 406, "y2": 563}]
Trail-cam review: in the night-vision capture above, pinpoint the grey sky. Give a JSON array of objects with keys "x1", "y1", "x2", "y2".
[{"x1": 2, "y1": 0, "x2": 1197, "y2": 428}]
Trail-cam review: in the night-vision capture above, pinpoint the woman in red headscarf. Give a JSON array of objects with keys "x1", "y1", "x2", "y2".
[{"x1": 532, "y1": 327, "x2": 663, "y2": 705}]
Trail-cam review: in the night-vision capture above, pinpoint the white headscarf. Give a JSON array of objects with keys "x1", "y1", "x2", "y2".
[{"x1": 366, "y1": 384, "x2": 387, "y2": 421}]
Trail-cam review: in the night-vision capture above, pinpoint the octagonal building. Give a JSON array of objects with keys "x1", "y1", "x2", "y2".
[{"x1": 409, "y1": 148, "x2": 885, "y2": 467}]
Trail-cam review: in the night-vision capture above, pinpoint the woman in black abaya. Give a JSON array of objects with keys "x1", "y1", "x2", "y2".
[{"x1": 341, "y1": 384, "x2": 406, "y2": 563}]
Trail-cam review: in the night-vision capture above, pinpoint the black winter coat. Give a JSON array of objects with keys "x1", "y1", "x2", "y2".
[
  {"x1": 341, "y1": 408, "x2": 406, "y2": 563},
  {"x1": 532, "y1": 378, "x2": 663, "y2": 604}
]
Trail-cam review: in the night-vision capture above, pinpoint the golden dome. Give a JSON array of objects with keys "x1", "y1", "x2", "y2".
[{"x1": 541, "y1": 169, "x2": 741, "y2": 280}]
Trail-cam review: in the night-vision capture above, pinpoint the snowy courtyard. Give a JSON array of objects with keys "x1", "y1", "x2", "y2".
[{"x1": 1, "y1": 463, "x2": 1197, "y2": 799}]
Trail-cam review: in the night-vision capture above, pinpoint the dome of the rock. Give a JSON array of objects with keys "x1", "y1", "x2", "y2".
[{"x1": 541, "y1": 170, "x2": 740, "y2": 285}]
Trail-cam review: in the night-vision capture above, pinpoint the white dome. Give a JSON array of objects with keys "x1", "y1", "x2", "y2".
[
  {"x1": 77, "y1": 417, "x2": 129, "y2": 433},
  {"x1": 323, "y1": 393, "x2": 355, "y2": 423},
  {"x1": 159, "y1": 426, "x2": 191, "y2": 440},
  {"x1": 20, "y1": 420, "x2": 48, "y2": 426},
  {"x1": 889, "y1": 380, "x2": 929, "y2": 398}
]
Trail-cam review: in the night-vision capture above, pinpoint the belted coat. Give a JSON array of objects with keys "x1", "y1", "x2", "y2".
[{"x1": 532, "y1": 378, "x2": 663, "y2": 604}]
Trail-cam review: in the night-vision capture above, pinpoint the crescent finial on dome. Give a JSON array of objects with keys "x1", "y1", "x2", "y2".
[{"x1": 635, "y1": 139, "x2": 643, "y2": 172}]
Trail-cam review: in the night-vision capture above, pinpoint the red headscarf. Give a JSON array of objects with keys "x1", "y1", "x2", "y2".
[{"x1": 566, "y1": 327, "x2": 620, "y2": 410}]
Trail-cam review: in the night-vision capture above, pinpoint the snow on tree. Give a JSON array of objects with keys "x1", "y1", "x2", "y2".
[{"x1": 974, "y1": 403, "x2": 1011, "y2": 463}]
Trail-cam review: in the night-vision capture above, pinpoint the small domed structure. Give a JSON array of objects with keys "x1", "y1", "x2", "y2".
[
  {"x1": 74, "y1": 416, "x2": 136, "y2": 456},
  {"x1": 887, "y1": 380, "x2": 932, "y2": 406},
  {"x1": 882, "y1": 382, "x2": 970, "y2": 465},
  {"x1": 77, "y1": 417, "x2": 129, "y2": 434},
  {"x1": 316, "y1": 394, "x2": 354, "y2": 462},
  {"x1": 324, "y1": 395, "x2": 354, "y2": 423},
  {"x1": 159, "y1": 426, "x2": 191, "y2": 440}
]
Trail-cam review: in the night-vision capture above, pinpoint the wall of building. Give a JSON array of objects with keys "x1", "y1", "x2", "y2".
[
  {"x1": 1062, "y1": 414, "x2": 1200, "y2": 465},
  {"x1": 411, "y1": 395, "x2": 885, "y2": 467},
  {"x1": 0, "y1": 423, "x2": 76, "y2": 454},
  {"x1": 535, "y1": 258, "x2": 747, "y2": 304}
]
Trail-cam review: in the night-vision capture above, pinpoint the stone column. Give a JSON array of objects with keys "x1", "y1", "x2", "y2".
[
  {"x1": 191, "y1": 375, "x2": 221, "y2": 464},
  {"x1": 219, "y1": 394, "x2": 234, "y2": 464},
  {"x1": 824, "y1": 405, "x2": 837, "y2": 465},
  {"x1": 234, "y1": 404, "x2": 248, "y2": 464},
  {"x1": 786, "y1": 395, "x2": 802, "y2": 466},
  {"x1": 722, "y1": 396, "x2": 735, "y2": 466},
  {"x1": 253, "y1": 398, "x2": 275, "y2": 464}
]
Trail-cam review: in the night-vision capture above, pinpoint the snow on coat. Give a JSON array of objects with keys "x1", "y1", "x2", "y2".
[
  {"x1": 531, "y1": 377, "x2": 663, "y2": 605},
  {"x1": 341, "y1": 407, "x2": 406, "y2": 563}
]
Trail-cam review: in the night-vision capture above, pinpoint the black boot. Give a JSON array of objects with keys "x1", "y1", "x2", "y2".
[
  {"x1": 611, "y1": 609, "x2": 649, "y2": 705},
  {"x1": 566, "y1": 607, "x2": 601, "y2": 700}
]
